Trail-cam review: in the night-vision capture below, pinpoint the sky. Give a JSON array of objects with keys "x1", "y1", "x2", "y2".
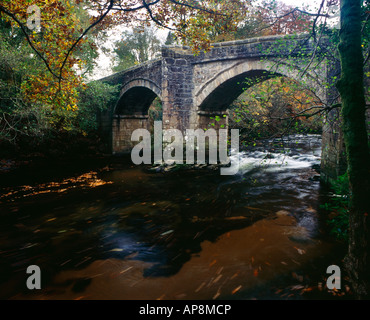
[
  {"x1": 91, "y1": 0, "x2": 328, "y2": 80},
  {"x1": 280, "y1": 0, "x2": 322, "y2": 9}
]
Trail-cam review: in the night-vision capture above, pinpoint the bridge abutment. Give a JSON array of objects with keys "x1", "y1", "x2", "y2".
[
  {"x1": 321, "y1": 109, "x2": 347, "y2": 183},
  {"x1": 197, "y1": 110, "x2": 229, "y2": 130},
  {"x1": 112, "y1": 115, "x2": 150, "y2": 154}
]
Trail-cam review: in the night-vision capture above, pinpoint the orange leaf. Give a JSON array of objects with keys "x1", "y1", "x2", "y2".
[
  {"x1": 209, "y1": 260, "x2": 217, "y2": 267},
  {"x1": 232, "y1": 285, "x2": 242, "y2": 294}
]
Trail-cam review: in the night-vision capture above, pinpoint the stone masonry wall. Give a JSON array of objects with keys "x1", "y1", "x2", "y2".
[
  {"x1": 112, "y1": 116, "x2": 150, "y2": 154},
  {"x1": 161, "y1": 46, "x2": 195, "y2": 131},
  {"x1": 99, "y1": 60, "x2": 162, "y2": 152},
  {"x1": 97, "y1": 34, "x2": 353, "y2": 182}
]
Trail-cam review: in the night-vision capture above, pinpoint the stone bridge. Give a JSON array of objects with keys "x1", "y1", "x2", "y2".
[{"x1": 99, "y1": 34, "x2": 344, "y2": 181}]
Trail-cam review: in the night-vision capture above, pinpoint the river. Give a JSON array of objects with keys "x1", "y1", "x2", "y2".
[{"x1": 0, "y1": 134, "x2": 346, "y2": 300}]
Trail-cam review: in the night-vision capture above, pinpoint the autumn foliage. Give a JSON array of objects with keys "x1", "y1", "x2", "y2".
[
  {"x1": 1, "y1": 0, "x2": 90, "y2": 120},
  {"x1": 0, "y1": 0, "x2": 250, "y2": 136},
  {"x1": 229, "y1": 77, "x2": 323, "y2": 141},
  {"x1": 257, "y1": 1, "x2": 312, "y2": 36}
]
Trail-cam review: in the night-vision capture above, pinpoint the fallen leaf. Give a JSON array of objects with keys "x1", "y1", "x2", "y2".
[
  {"x1": 275, "y1": 289, "x2": 282, "y2": 294},
  {"x1": 230, "y1": 272, "x2": 239, "y2": 280},
  {"x1": 209, "y1": 260, "x2": 217, "y2": 267},
  {"x1": 294, "y1": 246, "x2": 306, "y2": 255},
  {"x1": 160, "y1": 230, "x2": 174, "y2": 236},
  {"x1": 290, "y1": 285, "x2": 304, "y2": 290},
  {"x1": 195, "y1": 282, "x2": 206, "y2": 293},
  {"x1": 232, "y1": 285, "x2": 242, "y2": 295},
  {"x1": 213, "y1": 289, "x2": 221, "y2": 300},
  {"x1": 212, "y1": 274, "x2": 222, "y2": 284},
  {"x1": 120, "y1": 266, "x2": 133, "y2": 274}
]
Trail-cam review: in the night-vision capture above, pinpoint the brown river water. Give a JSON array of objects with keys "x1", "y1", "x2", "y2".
[{"x1": 0, "y1": 135, "x2": 347, "y2": 300}]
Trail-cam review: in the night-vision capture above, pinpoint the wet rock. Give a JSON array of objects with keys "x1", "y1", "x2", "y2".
[
  {"x1": 276, "y1": 210, "x2": 290, "y2": 216},
  {"x1": 288, "y1": 151, "x2": 300, "y2": 156},
  {"x1": 263, "y1": 153, "x2": 275, "y2": 159},
  {"x1": 309, "y1": 174, "x2": 321, "y2": 181},
  {"x1": 207, "y1": 164, "x2": 219, "y2": 171},
  {"x1": 311, "y1": 164, "x2": 321, "y2": 173},
  {"x1": 146, "y1": 164, "x2": 165, "y2": 173},
  {"x1": 287, "y1": 227, "x2": 312, "y2": 244},
  {"x1": 194, "y1": 164, "x2": 207, "y2": 169},
  {"x1": 164, "y1": 164, "x2": 177, "y2": 172}
]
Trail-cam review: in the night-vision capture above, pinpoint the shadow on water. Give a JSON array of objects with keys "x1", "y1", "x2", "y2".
[{"x1": 0, "y1": 135, "x2": 347, "y2": 300}]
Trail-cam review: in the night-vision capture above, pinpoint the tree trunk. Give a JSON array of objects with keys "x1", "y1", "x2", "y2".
[{"x1": 336, "y1": 0, "x2": 370, "y2": 299}]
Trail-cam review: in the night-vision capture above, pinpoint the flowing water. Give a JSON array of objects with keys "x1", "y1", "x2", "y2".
[{"x1": 0, "y1": 134, "x2": 345, "y2": 300}]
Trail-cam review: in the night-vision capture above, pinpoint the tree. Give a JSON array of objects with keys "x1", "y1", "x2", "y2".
[
  {"x1": 0, "y1": 0, "x2": 248, "y2": 115},
  {"x1": 0, "y1": 0, "x2": 101, "y2": 137},
  {"x1": 229, "y1": 76, "x2": 323, "y2": 142},
  {"x1": 112, "y1": 26, "x2": 162, "y2": 72},
  {"x1": 0, "y1": 0, "x2": 247, "y2": 139},
  {"x1": 335, "y1": 0, "x2": 370, "y2": 298},
  {"x1": 165, "y1": 31, "x2": 177, "y2": 45},
  {"x1": 257, "y1": 0, "x2": 312, "y2": 36},
  {"x1": 231, "y1": 1, "x2": 313, "y2": 40}
]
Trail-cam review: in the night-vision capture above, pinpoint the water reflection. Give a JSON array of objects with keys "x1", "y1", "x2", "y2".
[{"x1": 0, "y1": 135, "x2": 344, "y2": 299}]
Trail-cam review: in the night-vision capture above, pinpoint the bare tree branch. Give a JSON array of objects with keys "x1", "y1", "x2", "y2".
[
  {"x1": 169, "y1": 0, "x2": 224, "y2": 16},
  {"x1": 256, "y1": 4, "x2": 328, "y2": 35},
  {"x1": 299, "y1": 20, "x2": 326, "y2": 78},
  {"x1": 142, "y1": 0, "x2": 178, "y2": 31},
  {"x1": 58, "y1": 0, "x2": 115, "y2": 90}
]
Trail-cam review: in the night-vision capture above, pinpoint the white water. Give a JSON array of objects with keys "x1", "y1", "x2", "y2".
[{"x1": 232, "y1": 134, "x2": 322, "y2": 175}]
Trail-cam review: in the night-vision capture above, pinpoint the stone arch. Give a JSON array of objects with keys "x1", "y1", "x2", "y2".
[
  {"x1": 112, "y1": 79, "x2": 162, "y2": 154},
  {"x1": 193, "y1": 59, "x2": 325, "y2": 130},
  {"x1": 194, "y1": 59, "x2": 325, "y2": 112},
  {"x1": 114, "y1": 78, "x2": 162, "y2": 116}
]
